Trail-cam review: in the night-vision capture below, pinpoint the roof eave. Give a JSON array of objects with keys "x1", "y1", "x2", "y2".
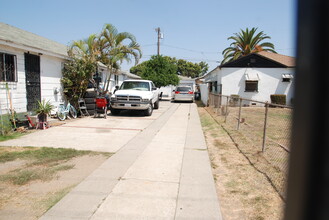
[{"x1": 0, "y1": 39, "x2": 68, "y2": 59}]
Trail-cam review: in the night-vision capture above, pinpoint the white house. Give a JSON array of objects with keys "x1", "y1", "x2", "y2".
[
  {"x1": 97, "y1": 64, "x2": 141, "y2": 94},
  {"x1": 201, "y1": 51, "x2": 295, "y2": 106},
  {"x1": 0, "y1": 22, "x2": 68, "y2": 113}
]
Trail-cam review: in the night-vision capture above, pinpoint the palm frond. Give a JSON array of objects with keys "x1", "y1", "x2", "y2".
[{"x1": 221, "y1": 27, "x2": 277, "y2": 64}]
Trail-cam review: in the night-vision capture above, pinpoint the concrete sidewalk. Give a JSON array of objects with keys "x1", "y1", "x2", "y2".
[{"x1": 40, "y1": 103, "x2": 222, "y2": 220}]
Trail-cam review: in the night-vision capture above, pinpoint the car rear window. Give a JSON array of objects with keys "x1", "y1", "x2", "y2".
[{"x1": 176, "y1": 87, "x2": 191, "y2": 92}]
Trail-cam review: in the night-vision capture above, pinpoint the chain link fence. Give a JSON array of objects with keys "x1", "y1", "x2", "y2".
[{"x1": 207, "y1": 93, "x2": 292, "y2": 200}]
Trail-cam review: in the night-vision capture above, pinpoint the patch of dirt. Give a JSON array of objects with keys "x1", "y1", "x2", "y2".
[
  {"x1": 198, "y1": 107, "x2": 284, "y2": 220},
  {"x1": 0, "y1": 154, "x2": 108, "y2": 220},
  {"x1": 0, "y1": 159, "x2": 27, "y2": 174}
]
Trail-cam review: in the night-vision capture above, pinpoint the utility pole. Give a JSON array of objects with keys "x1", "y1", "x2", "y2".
[{"x1": 155, "y1": 27, "x2": 162, "y2": 55}]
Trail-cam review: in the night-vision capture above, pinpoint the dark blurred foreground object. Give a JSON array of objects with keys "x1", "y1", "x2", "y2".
[{"x1": 284, "y1": 0, "x2": 329, "y2": 220}]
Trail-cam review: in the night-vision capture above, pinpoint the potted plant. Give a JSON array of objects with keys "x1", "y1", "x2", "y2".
[{"x1": 35, "y1": 99, "x2": 54, "y2": 123}]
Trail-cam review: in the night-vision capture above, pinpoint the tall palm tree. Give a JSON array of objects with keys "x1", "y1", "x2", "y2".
[
  {"x1": 98, "y1": 24, "x2": 142, "y2": 92},
  {"x1": 221, "y1": 27, "x2": 276, "y2": 64},
  {"x1": 69, "y1": 23, "x2": 142, "y2": 92},
  {"x1": 69, "y1": 34, "x2": 100, "y2": 64}
]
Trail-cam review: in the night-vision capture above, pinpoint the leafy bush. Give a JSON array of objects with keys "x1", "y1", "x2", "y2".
[
  {"x1": 270, "y1": 94, "x2": 286, "y2": 105},
  {"x1": 61, "y1": 57, "x2": 96, "y2": 107},
  {"x1": 0, "y1": 116, "x2": 13, "y2": 135}
]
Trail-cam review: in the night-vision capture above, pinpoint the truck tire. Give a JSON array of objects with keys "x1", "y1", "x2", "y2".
[
  {"x1": 154, "y1": 99, "x2": 159, "y2": 109},
  {"x1": 84, "y1": 91, "x2": 97, "y2": 98},
  {"x1": 111, "y1": 108, "x2": 121, "y2": 116},
  {"x1": 86, "y1": 103, "x2": 96, "y2": 110},
  {"x1": 144, "y1": 103, "x2": 153, "y2": 116},
  {"x1": 84, "y1": 97, "x2": 95, "y2": 104},
  {"x1": 88, "y1": 110, "x2": 95, "y2": 115}
]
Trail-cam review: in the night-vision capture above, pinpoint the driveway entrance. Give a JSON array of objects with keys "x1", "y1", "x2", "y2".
[{"x1": 0, "y1": 101, "x2": 172, "y2": 152}]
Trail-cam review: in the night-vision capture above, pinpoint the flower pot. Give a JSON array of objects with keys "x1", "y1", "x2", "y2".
[{"x1": 37, "y1": 113, "x2": 47, "y2": 123}]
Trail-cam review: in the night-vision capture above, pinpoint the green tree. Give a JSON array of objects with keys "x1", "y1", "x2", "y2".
[
  {"x1": 70, "y1": 34, "x2": 100, "y2": 65},
  {"x1": 63, "y1": 24, "x2": 142, "y2": 100},
  {"x1": 140, "y1": 55, "x2": 179, "y2": 88},
  {"x1": 176, "y1": 59, "x2": 208, "y2": 78},
  {"x1": 221, "y1": 27, "x2": 276, "y2": 64},
  {"x1": 130, "y1": 60, "x2": 148, "y2": 76},
  {"x1": 131, "y1": 56, "x2": 209, "y2": 78},
  {"x1": 61, "y1": 57, "x2": 96, "y2": 107},
  {"x1": 98, "y1": 24, "x2": 142, "y2": 91},
  {"x1": 198, "y1": 61, "x2": 209, "y2": 76}
]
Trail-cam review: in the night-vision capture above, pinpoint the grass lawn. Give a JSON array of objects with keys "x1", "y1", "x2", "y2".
[
  {"x1": 0, "y1": 147, "x2": 112, "y2": 185},
  {"x1": 0, "y1": 131, "x2": 27, "y2": 142}
]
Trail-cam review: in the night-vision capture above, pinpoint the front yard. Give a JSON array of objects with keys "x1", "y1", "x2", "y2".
[
  {"x1": 0, "y1": 147, "x2": 111, "y2": 219},
  {"x1": 198, "y1": 106, "x2": 284, "y2": 220}
]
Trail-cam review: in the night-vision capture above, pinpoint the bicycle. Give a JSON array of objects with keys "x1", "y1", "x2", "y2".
[{"x1": 56, "y1": 102, "x2": 77, "y2": 121}]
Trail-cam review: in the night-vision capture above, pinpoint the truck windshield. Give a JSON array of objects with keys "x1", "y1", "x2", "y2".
[{"x1": 120, "y1": 81, "x2": 150, "y2": 91}]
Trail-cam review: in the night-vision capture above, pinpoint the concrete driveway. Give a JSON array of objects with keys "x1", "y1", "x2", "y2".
[
  {"x1": 0, "y1": 100, "x2": 222, "y2": 219},
  {"x1": 0, "y1": 101, "x2": 171, "y2": 152}
]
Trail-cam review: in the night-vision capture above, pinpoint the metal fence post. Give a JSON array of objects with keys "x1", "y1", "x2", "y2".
[
  {"x1": 224, "y1": 96, "x2": 229, "y2": 123},
  {"x1": 211, "y1": 93, "x2": 214, "y2": 107},
  {"x1": 262, "y1": 102, "x2": 269, "y2": 152},
  {"x1": 217, "y1": 94, "x2": 220, "y2": 113},
  {"x1": 237, "y1": 98, "x2": 242, "y2": 130}
]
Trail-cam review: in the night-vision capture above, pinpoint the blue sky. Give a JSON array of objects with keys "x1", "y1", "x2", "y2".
[{"x1": 0, "y1": 0, "x2": 296, "y2": 71}]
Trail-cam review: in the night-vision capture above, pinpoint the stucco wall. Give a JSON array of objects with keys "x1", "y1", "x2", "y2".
[{"x1": 220, "y1": 67, "x2": 295, "y2": 105}]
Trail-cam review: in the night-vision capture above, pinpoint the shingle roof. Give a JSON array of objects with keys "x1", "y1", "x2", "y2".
[
  {"x1": 220, "y1": 51, "x2": 296, "y2": 68},
  {"x1": 121, "y1": 71, "x2": 142, "y2": 79},
  {"x1": 0, "y1": 22, "x2": 67, "y2": 57},
  {"x1": 256, "y1": 51, "x2": 295, "y2": 67}
]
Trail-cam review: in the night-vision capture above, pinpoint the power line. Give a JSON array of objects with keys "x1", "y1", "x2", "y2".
[
  {"x1": 141, "y1": 44, "x2": 157, "y2": 47},
  {"x1": 142, "y1": 43, "x2": 295, "y2": 55},
  {"x1": 162, "y1": 44, "x2": 220, "y2": 54},
  {"x1": 140, "y1": 54, "x2": 219, "y2": 63}
]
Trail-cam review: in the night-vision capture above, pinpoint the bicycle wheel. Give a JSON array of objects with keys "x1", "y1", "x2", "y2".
[
  {"x1": 57, "y1": 106, "x2": 66, "y2": 121},
  {"x1": 69, "y1": 105, "x2": 77, "y2": 119}
]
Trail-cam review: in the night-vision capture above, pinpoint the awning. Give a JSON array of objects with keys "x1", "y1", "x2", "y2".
[
  {"x1": 282, "y1": 74, "x2": 294, "y2": 79},
  {"x1": 245, "y1": 72, "x2": 260, "y2": 81}
]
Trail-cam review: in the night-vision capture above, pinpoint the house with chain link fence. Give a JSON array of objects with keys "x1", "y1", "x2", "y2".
[
  {"x1": 198, "y1": 51, "x2": 295, "y2": 107},
  {"x1": 198, "y1": 52, "x2": 296, "y2": 199}
]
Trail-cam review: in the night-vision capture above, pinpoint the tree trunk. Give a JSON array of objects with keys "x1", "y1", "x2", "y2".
[{"x1": 104, "y1": 69, "x2": 113, "y2": 93}]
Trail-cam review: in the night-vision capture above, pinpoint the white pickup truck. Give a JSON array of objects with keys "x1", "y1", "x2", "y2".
[{"x1": 110, "y1": 80, "x2": 160, "y2": 116}]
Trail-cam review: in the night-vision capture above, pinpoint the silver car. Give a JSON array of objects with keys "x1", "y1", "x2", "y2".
[{"x1": 172, "y1": 86, "x2": 194, "y2": 102}]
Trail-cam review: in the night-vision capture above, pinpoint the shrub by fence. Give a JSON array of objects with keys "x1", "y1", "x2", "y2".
[
  {"x1": 270, "y1": 94, "x2": 286, "y2": 105},
  {"x1": 207, "y1": 93, "x2": 292, "y2": 200}
]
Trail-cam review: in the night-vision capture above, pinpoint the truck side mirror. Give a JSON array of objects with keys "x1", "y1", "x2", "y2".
[{"x1": 152, "y1": 87, "x2": 157, "y2": 91}]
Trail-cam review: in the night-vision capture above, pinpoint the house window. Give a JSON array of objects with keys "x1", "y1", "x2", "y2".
[
  {"x1": 213, "y1": 81, "x2": 218, "y2": 93},
  {"x1": 282, "y1": 74, "x2": 293, "y2": 82},
  {"x1": 0, "y1": 53, "x2": 17, "y2": 82},
  {"x1": 245, "y1": 80, "x2": 258, "y2": 92}
]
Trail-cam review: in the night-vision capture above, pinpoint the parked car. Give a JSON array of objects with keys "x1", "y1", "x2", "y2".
[{"x1": 172, "y1": 86, "x2": 194, "y2": 102}]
